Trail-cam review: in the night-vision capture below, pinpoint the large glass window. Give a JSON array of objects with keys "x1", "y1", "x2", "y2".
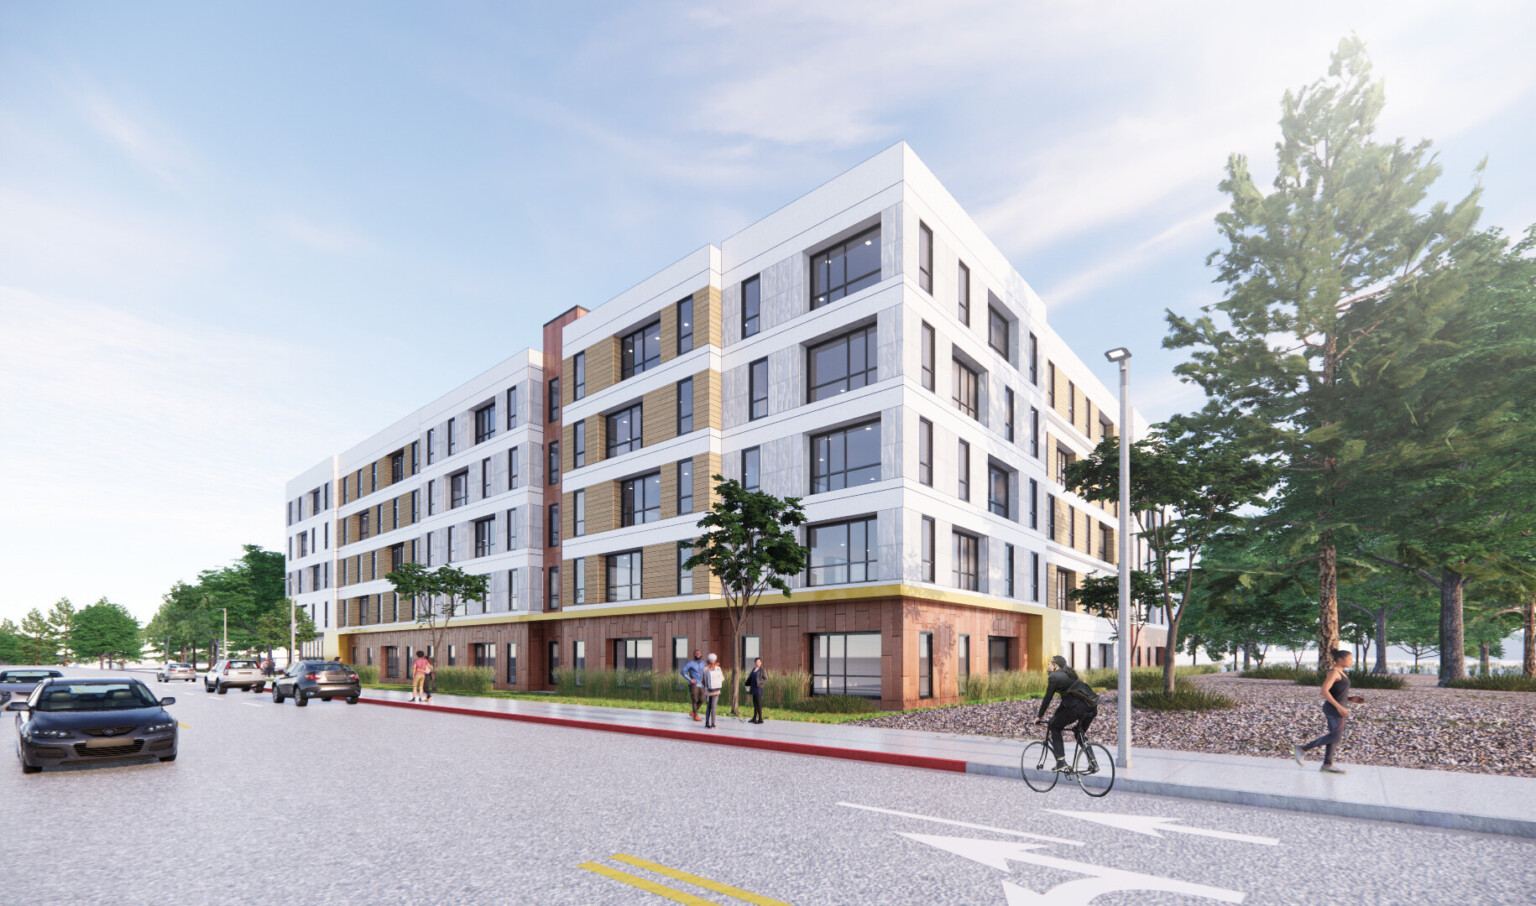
[
  {"x1": 741, "y1": 446, "x2": 760, "y2": 491},
  {"x1": 953, "y1": 531, "x2": 979, "y2": 591},
  {"x1": 988, "y1": 465, "x2": 1011, "y2": 518},
  {"x1": 573, "y1": 421, "x2": 586, "y2": 468},
  {"x1": 917, "y1": 418, "x2": 933, "y2": 486},
  {"x1": 617, "y1": 638, "x2": 654, "y2": 672},
  {"x1": 474, "y1": 517, "x2": 494, "y2": 557},
  {"x1": 808, "y1": 516, "x2": 877, "y2": 586},
  {"x1": 989, "y1": 306, "x2": 1009, "y2": 359},
  {"x1": 607, "y1": 550, "x2": 643, "y2": 602},
  {"x1": 957, "y1": 440, "x2": 970, "y2": 501},
  {"x1": 741, "y1": 275, "x2": 761, "y2": 338},
  {"x1": 921, "y1": 321, "x2": 935, "y2": 391},
  {"x1": 811, "y1": 226, "x2": 881, "y2": 309},
  {"x1": 450, "y1": 470, "x2": 469, "y2": 509},
  {"x1": 918, "y1": 222, "x2": 933, "y2": 293},
  {"x1": 921, "y1": 515, "x2": 935, "y2": 582},
  {"x1": 749, "y1": 358, "x2": 768, "y2": 420},
  {"x1": 621, "y1": 320, "x2": 662, "y2": 379},
  {"x1": 677, "y1": 378, "x2": 693, "y2": 434},
  {"x1": 621, "y1": 472, "x2": 662, "y2": 526},
  {"x1": 988, "y1": 636, "x2": 1011, "y2": 672},
  {"x1": 918, "y1": 632, "x2": 933, "y2": 699},
  {"x1": 953, "y1": 360, "x2": 979, "y2": 419},
  {"x1": 573, "y1": 353, "x2": 586, "y2": 401},
  {"x1": 678, "y1": 297, "x2": 694, "y2": 354},
  {"x1": 808, "y1": 325, "x2": 877, "y2": 402},
  {"x1": 607, "y1": 403, "x2": 643, "y2": 456},
  {"x1": 677, "y1": 460, "x2": 693, "y2": 515},
  {"x1": 812, "y1": 632, "x2": 881, "y2": 698},
  {"x1": 475, "y1": 402, "x2": 496, "y2": 443},
  {"x1": 811, "y1": 421, "x2": 881, "y2": 493}
]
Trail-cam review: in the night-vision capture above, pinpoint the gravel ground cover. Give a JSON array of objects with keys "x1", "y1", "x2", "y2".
[{"x1": 855, "y1": 672, "x2": 1536, "y2": 777}]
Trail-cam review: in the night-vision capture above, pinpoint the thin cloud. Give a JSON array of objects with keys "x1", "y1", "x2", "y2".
[
  {"x1": 73, "y1": 86, "x2": 199, "y2": 189},
  {"x1": 1039, "y1": 204, "x2": 1225, "y2": 309},
  {"x1": 272, "y1": 214, "x2": 375, "y2": 255}
]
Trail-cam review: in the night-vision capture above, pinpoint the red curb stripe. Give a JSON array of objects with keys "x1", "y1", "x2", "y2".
[{"x1": 359, "y1": 697, "x2": 969, "y2": 773}]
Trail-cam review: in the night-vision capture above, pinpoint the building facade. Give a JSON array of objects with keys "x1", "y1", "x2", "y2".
[{"x1": 283, "y1": 144, "x2": 1166, "y2": 710}]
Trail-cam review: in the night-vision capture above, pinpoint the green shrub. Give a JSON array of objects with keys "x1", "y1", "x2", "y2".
[
  {"x1": 788, "y1": 694, "x2": 878, "y2": 714},
  {"x1": 1240, "y1": 664, "x2": 1308, "y2": 680},
  {"x1": 1295, "y1": 668, "x2": 1405, "y2": 690},
  {"x1": 553, "y1": 668, "x2": 811, "y2": 708},
  {"x1": 1131, "y1": 688, "x2": 1237, "y2": 711},
  {"x1": 961, "y1": 670, "x2": 1048, "y2": 701},
  {"x1": 355, "y1": 665, "x2": 379, "y2": 685},
  {"x1": 1446, "y1": 674, "x2": 1536, "y2": 692},
  {"x1": 431, "y1": 666, "x2": 494, "y2": 695}
]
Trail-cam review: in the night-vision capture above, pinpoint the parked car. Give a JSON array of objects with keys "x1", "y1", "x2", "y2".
[
  {"x1": 156, "y1": 663, "x2": 197, "y2": 683},
  {"x1": 204, "y1": 659, "x2": 266, "y2": 694},
  {"x1": 8, "y1": 677, "x2": 177, "y2": 773},
  {"x1": 0, "y1": 669, "x2": 65, "y2": 706},
  {"x1": 271, "y1": 660, "x2": 361, "y2": 707}
]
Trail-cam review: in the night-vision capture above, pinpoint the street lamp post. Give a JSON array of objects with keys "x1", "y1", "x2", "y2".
[{"x1": 1104, "y1": 346, "x2": 1133, "y2": 770}]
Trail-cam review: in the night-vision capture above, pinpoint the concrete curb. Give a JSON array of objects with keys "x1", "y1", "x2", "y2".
[{"x1": 362, "y1": 696, "x2": 1535, "y2": 839}]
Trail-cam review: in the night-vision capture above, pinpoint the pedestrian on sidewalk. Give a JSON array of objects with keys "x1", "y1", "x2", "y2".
[
  {"x1": 745, "y1": 657, "x2": 767, "y2": 724},
  {"x1": 1293, "y1": 649, "x2": 1364, "y2": 773},
  {"x1": 702, "y1": 654, "x2": 724, "y2": 728},
  {"x1": 681, "y1": 649, "x2": 707, "y2": 722},
  {"x1": 411, "y1": 649, "x2": 432, "y2": 703},
  {"x1": 1035, "y1": 655, "x2": 1099, "y2": 772}
]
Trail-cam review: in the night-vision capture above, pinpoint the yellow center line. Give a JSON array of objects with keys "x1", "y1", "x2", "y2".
[
  {"x1": 612, "y1": 854, "x2": 794, "y2": 906},
  {"x1": 177, "y1": 723, "x2": 191, "y2": 728},
  {"x1": 578, "y1": 862, "x2": 718, "y2": 905}
]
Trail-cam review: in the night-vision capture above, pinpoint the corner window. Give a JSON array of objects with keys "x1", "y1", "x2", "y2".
[
  {"x1": 621, "y1": 472, "x2": 661, "y2": 526},
  {"x1": 952, "y1": 360, "x2": 979, "y2": 419},
  {"x1": 677, "y1": 378, "x2": 693, "y2": 434},
  {"x1": 749, "y1": 358, "x2": 768, "y2": 420},
  {"x1": 621, "y1": 320, "x2": 662, "y2": 379},
  {"x1": 811, "y1": 421, "x2": 881, "y2": 494},
  {"x1": 807, "y1": 516, "x2": 877, "y2": 586},
  {"x1": 812, "y1": 632, "x2": 881, "y2": 698},
  {"x1": 918, "y1": 222, "x2": 933, "y2": 294},
  {"x1": 808, "y1": 324, "x2": 877, "y2": 403},
  {"x1": 810, "y1": 226, "x2": 880, "y2": 310},
  {"x1": 958, "y1": 260, "x2": 971, "y2": 325},
  {"x1": 573, "y1": 353, "x2": 586, "y2": 401},
  {"x1": 607, "y1": 403, "x2": 643, "y2": 457},
  {"x1": 741, "y1": 446, "x2": 760, "y2": 492},
  {"x1": 742, "y1": 275, "x2": 761, "y2": 338},
  {"x1": 677, "y1": 297, "x2": 694, "y2": 353},
  {"x1": 607, "y1": 551, "x2": 643, "y2": 602},
  {"x1": 920, "y1": 321, "x2": 935, "y2": 391}
]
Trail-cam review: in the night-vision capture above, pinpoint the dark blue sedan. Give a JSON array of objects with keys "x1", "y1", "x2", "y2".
[{"x1": 8, "y1": 678, "x2": 178, "y2": 773}]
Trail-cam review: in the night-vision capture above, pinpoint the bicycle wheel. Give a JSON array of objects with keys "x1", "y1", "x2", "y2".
[
  {"x1": 1074, "y1": 742, "x2": 1115, "y2": 797},
  {"x1": 1021, "y1": 741, "x2": 1059, "y2": 792}
]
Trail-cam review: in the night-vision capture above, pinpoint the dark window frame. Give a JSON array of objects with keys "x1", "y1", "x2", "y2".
[
  {"x1": 810, "y1": 420, "x2": 881, "y2": 494},
  {"x1": 749, "y1": 358, "x2": 769, "y2": 420},
  {"x1": 921, "y1": 321, "x2": 936, "y2": 391},
  {"x1": 918, "y1": 221, "x2": 933, "y2": 294},
  {"x1": 620, "y1": 471, "x2": 662, "y2": 527},
  {"x1": 742, "y1": 275, "x2": 761, "y2": 338},
  {"x1": 952, "y1": 359, "x2": 979, "y2": 420},
  {"x1": 621, "y1": 319, "x2": 663, "y2": 380},
  {"x1": 677, "y1": 377, "x2": 694, "y2": 435},
  {"x1": 953, "y1": 531, "x2": 980, "y2": 591},
  {"x1": 741, "y1": 446, "x2": 760, "y2": 491},
  {"x1": 573, "y1": 353, "x2": 586, "y2": 401},
  {"x1": 989, "y1": 306, "x2": 1009, "y2": 359},
  {"x1": 677, "y1": 296, "x2": 694, "y2": 354},
  {"x1": 917, "y1": 417, "x2": 933, "y2": 487},
  {"x1": 606, "y1": 549, "x2": 644, "y2": 602},
  {"x1": 607, "y1": 402, "x2": 643, "y2": 457},
  {"x1": 810, "y1": 225, "x2": 881, "y2": 310},
  {"x1": 807, "y1": 515, "x2": 877, "y2": 587},
  {"x1": 475, "y1": 402, "x2": 496, "y2": 444},
  {"x1": 807, "y1": 324, "x2": 878, "y2": 403}
]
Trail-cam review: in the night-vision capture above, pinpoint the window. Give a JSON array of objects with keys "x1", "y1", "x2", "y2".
[
  {"x1": 1047, "y1": 494, "x2": 1057, "y2": 541},
  {"x1": 474, "y1": 517, "x2": 495, "y2": 557},
  {"x1": 391, "y1": 452, "x2": 404, "y2": 483},
  {"x1": 607, "y1": 403, "x2": 643, "y2": 456},
  {"x1": 359, "y1": 509, "x2": 371, "y2": 539},
  {"x1": 573, "y1": 421, "x2": 586, "y2": 468},
  {"x1": 988, "y1": 465, "x2": 1010, "y2": 518},
  {"x1": 506, "y1": 642, "x2": 518, "y2": 683},
  {"x1": 481, "y1": 457, "x2": 492, "y2": 497},
  {"x1": 607, "y1": 550, "x2": 643, "y2": 602},
  {"x1": 573, "y1": 352, "x2": 586, "y2": 401},
  {"x1": 918, "y1": 222, "x2": 933, "y2": 293},
  {"x1": 1032, "y1": 552, "x2": 1040, "y2": 601},
  {"x1": 509, "y1": 568, "x2": 521, "y2": 609},
  {"x1": 1068, "y1": 506, "x2": 1077, "y2": 549},
  {"x1": 1056, "y1": 445, "x2": 1075, "y2": 485},
  {"x1": 811, "y1": 226, "x2": 881, "y2": 309},
  {"x1": 952, "y1": 360, "x2": 979, "y2": 419},
  {"x1": 621, "y1": 472, "x2": 662, "y2": 526},
  {"x1": 959, "y1": 634, "x2": 970, "y2": 682},
  {"x1": 741, "y1": 635, "x2": 760, "y2": 666},
  {"x1": 677, "y1": 460, "x2": 693, "y2": 515},
  {"x1": 507, "y1": 385, "x2": 518, "y2": 429},
  {"x1": 547, "y1": 640, "x2": 559, "y2": 682},
  {"x1": 547, "y1": 567, "x2": 560, "y2": 610},
  {"x1": 917, "y1": 418, "x2": 933, "y2": 486},
  {"x1": 1101, "y1": 524, "x2": 1114, "y2": 562},
  {"x1": 1068, "y1": 380, "x2": 1077, "y2": 424},
  {"x1": 507, "y1": 508, "x2": 518, "y2": 550},
  {"x1": 1004, "y1": 388, "x2": 1015, "y2": 443},
  {"x1": 957, "y1": 260, "x2": 970, "y2": 325},
  {"x1": 808, "y1": 516, "x2": 876, "y2": 586},
  {"x1": 1030, "y1": 407, "x2": 1040, "y2": 457},
  {"x1": 741, "y1": 275, "x2": 761, "y2": 338},
  {"x1": 449, "y1": 471, "x2": 468, "y2": 509},
  {"x1": 957, "y1": 440, "x2": 970, "y2": 501},
  {"x1": 1100, "y1": 416, "x2": 1114, "y2": 442},
  {"x1": 811, "y1": 421, "x2": 880, "y2": 493},
  {"x1": 447, "y1": 418, "x2": 457, "y2": 455},
  {"x1": 475, "y1": 403, "x2": 496, "y2": 443},
  {"x1": 573, "y1": 557, "x2": 586, "y2": 605},
  {"x1": 427, "y1": 428, "x2": 436, "y2": 464},
  {"x1": 425, "y1": 531, "x2": 432, "y2": 566},
  {"x1": 447, "y1": 645, "x2": 455, "y2": 667},
  {"x1": 547, "y1": 503, "x2": 560, "y2": 546},
  {"x1": 1005, "y1": 544, "x2": 1016, "y2": 598},
  {"x1": 1029, "y1": 479, "x2": 1039, "y2": 530},
  {"x1": 573, "y1": 490, "x2": 586, "y2": 537},
  {"x1": 1056, "y1": 567, "x2": 1073, "y2": 610},
  {"x1": 741, "y1": 446, "x2": 760, "y2": 491},
  {"x1": 445, "y1": 525, "x2": 454, "y2": 563},
  {"x1": 1029, "y1": 333, "x2": 1039, "y2": 384},
  {"x1": 808, "y1": 325, "x2": 877, "y2": 402},
  {"x1": 673, "y1": 637, "x2": 689, "y2": 672},
  {"x1": 989, "y1": 306, "x2": 1009, "y2": 358},
  {"x1": 621, "y1": 320, "x2": 662, "y2": 379},
  {"x1": 617, "y1": 638, "x2": 654, "y2": 672},
  {"x1": 953, "y1": 531, "x2": 979, "y2": 590},
  {"x1": 749, "y1": 358, "x2": 768, "y2": 419},
  {"x1": 573, "y1": 640, "x2": 586, "y2": 678},
  {"x1": 678, "y1": 542, "x2": 693, "y2": 595},
  {"x1": 548, "y1": 442, "x2": 560, "y2": 485},
  {"x1": 677, "y1": 297, "x2": 694, "y2": 353},
  {"x1": 921, "y1": 322, "x2": 935, "y2": 391},
  {"x1": 1048, "y1": 362, "x2": 1056, "y2": 408},
  {"x1": 918, "y1": 632, "x2": 933, "y2": 699},
  {"x1": 921, "y1": 516, "x2": 935, "y2": 582},
  {"x1": 677, "y1": 378, "x2": 693, "y2": 434},
  {"x1": 509, "y1": 447, "x2": 521, "y2": 489},
  {"x1": 812, "y1": 632, "x2": 881, "y2": 698},
  {"x1": 988, "y1": 637, "x2": 1011, "y2": 673}
]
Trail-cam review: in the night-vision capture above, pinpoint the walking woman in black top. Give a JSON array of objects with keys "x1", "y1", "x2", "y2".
[{"x1": 1294, "y1": 649, "x2": 1365, "y2": 773}]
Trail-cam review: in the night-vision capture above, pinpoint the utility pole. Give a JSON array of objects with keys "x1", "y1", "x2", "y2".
[{"x1": 1104, "y1": 346, "x2": 1133, "y2": 770}]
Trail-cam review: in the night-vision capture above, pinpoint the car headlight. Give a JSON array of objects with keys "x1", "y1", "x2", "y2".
[
  {"x1": 145, "y1": 722, "x2": 176, "y2": 733},
  {"x1": 32, "y1": 729, "x2": 72, "y2": 739}
]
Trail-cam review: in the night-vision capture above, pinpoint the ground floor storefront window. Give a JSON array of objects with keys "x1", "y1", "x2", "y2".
[{"x1": 812, "y1": 632, "x2": 882, "y2": 698}]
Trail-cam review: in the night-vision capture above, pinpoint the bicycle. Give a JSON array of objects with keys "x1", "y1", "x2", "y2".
[{"x1": 1021, "y1": 720, "x2": 1115, "y2": 797}]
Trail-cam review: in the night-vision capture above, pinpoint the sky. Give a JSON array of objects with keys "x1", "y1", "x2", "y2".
[{"x1": 3, "y1": 1, "x2": 1535, "y2": 626}]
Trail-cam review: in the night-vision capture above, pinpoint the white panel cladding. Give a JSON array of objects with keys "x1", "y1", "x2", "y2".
[
  {"x1": 760, "y1": 253, "x2": 804, "y2": 336},
  {"x1": 877, "y1": 302, "x2": 902, "y2": 383},
  {"x1": 722, "y1": 281, "x2": 742, "y2": 346},
  {"x1": 492, "y1": 450, "x2": 508, "y2": 497},
  {"x1": 881, "y1": 202, "x2": 902, "y2": 284},
  {"x1": 877, "y1": 505, "x2": 901, "y2": 585},
  {"x1": 879, "y1": 406, "x2": 901, "y2": 483},
  {"x1": 767, "y1": 345, "x2": 800, "y2": 418},
  {"x1": 722, "y1": 359, "x2": 750, "y2": 430},
  {"x1": 759, "y1": 433, "x2": 802, "y2": 500}
]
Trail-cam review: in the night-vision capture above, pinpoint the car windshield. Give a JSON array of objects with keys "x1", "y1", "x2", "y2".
[
  {"x1": 170, "y1": 664, "x2": 191, "y2": 669},
  {"x1": 33, "y1": 684, "x2": 159, "y2": 711},
  {"x1": 226, "y1": 660, "x2": 258, "y2": 669},
  {"x1": 0, "y1": 672, "x2": 57, "y2": 684}
]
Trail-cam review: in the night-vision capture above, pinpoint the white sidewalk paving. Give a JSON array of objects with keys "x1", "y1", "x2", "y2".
[{"x1": 361, "y1": 687, "x2": 1536, "y2": 838}]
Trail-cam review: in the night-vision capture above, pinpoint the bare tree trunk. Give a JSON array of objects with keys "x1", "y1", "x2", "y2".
[
  {"x1": 1317, "y1": 541, "x2": 1340, "y2": 674},
  {"x1": 1479, "y1": 642, "x2": 1491, "y2": 677},
  {"x1": 1374, "y1": 610, "x2": 1389, "y2": 675},
  {"x1": 1524, "y1": 597, "x2": 1535, "y2": 679},
  {"x1": 1162, "y1": 611, "x2": 1182, "y2": 695},
  {"x1": 1438, "y1": 569, "x2": 1466, "y2": 685}
]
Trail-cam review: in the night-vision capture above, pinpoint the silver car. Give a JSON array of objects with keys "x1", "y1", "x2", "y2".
[
  {"x1": 204, "y1": 659, "x2": 266, "y2": 694},
  {"x1": 156, "y1": 663, "x2": 197, "y2": 683}
]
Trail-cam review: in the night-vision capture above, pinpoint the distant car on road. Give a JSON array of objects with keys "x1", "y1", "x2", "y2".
[
  {"x1": 0, "y1": 669, "x2": 65, "y2": 705},
  {"x1": 8, "y1": 677, "x2": 178, "y2": 773},
  {"x1": 156, "y1": 663, "x2": 197, "y2": 683},
  {"x1": 204, "y1": 659, "x2": 266, "y2": 694},
  {"x1": 271, "y1": 660, "x2": 361, "y2": 706}
]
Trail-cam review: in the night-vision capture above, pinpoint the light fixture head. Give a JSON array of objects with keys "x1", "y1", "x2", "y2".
[{"x1": 1104, "y1": 347, "x2": 1132, "y2": 363}]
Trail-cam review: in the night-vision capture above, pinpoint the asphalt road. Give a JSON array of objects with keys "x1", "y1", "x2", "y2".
[{"x1": 2, "y1": 667, "x2": 1533, "y2": 905}]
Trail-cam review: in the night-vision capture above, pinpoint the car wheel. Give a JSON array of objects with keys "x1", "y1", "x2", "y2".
[
  {"x1": 346, "y1": 695, "x2": 359, "y2": 705},
  {"x1": 295, "y1": 691, "x2": 308, "y2": 707},
  {"x1": 216, "y1": 683, "x2": 227, "y2": 695},
  {"x1": 252, "y1": 684, "x2": 265, "y2": 694},
  {"x1": 322, "y1": 696, "x2": 332, "y2": 702},
  {"x1": 22, "y1": 763, "x2": 41, "y2": 774},
  {"x1": 271, "y1": 685, "x2": 284, "y2": 704},
  {"x1": 159, "y1": 754, "x2": 177, "y2": 763}
]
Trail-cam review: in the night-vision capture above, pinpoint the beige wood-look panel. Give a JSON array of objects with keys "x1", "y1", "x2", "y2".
[
  {"x1": 659, "y1": 301, "x2": 678, "y2": 365},
  {"x1": 587, "y1": 336, "x2": 620, "y2": 396},
  {"x1": 561, "y1": 355, "x2": 576, "y2": 408},
  {"x1": 585, "y1": 554, "x2": 606, "y2": 607},
  {"x1": 695, "y1": 368, "x2": 723, "y2": 432},
  {"x1": 585, "y1": 480, "x2": 619, "y2": 536},
  {"x1": 641, "y1": 542, "x2": 675, "y2": 600},
  {"x1": 561, "y1": 423, "x2": 576, "y2": 475},
  {"x1": 561, "y1": 490, "x2": 576, "y2": 541},
  {"x1": 695, "y1": 451, "x2": 722, "y2": 511},
  {"x1": 694, "y1": 285, "x2": 722, "y2": 349},
  {"x1": 588, "y1": 415, "x2": 608, "y2": 468},
  {"x1": 642, "y1": 383, "x2": 678, "y2": 448},
  {"x1": 659, "y1": 458, "x2": 678, "y2": 521}
]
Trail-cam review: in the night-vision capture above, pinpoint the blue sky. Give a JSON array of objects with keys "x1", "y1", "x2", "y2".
[{"x1": 3, "y1": 1, "x2": 1534, "y2": 625}]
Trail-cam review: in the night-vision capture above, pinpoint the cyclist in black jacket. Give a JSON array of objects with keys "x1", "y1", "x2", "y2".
[{"x1": 1036, "y1": 655, "x2": 1100, "y2": 771}]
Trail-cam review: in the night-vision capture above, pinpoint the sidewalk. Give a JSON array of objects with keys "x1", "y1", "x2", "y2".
[{"x1": 359, "y1": 688, "x2": 1536, "y2": 838}]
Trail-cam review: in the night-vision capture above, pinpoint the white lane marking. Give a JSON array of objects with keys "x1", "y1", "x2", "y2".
[
  {"x1": 837, "y1": 802, "x2": 1082, "y2": 846},
  {"x1": 241, "y1": 702, "x2": 262, "y2": 708},
  {"x1": 1044, "y1": 810, "x2": 1279, "y2": 846},
  {"x1": 901, "y1": 834, "x2": 1246, "y2": 905}
]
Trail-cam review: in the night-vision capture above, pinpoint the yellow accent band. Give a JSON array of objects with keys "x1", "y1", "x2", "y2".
[
  {"x1": 611, "y1": 854, "x2": 793, "y2": 906},
  {"x1": 577, "y1": 862, "x2": 718, "y2": 905}
]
